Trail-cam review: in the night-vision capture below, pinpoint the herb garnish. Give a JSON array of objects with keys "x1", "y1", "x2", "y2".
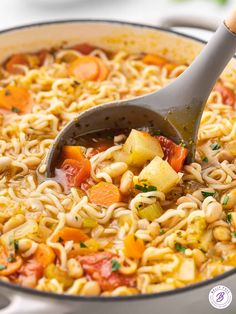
[
  {"x1": 226, "y1": 213, "x2": 232, "y2": 224},
  {"x1": 201, "y1": 191, "x2": 216, "y2": 198},
  {"x1": 58, "y1": 236, "x2": 64, "y2": 243},
  {"x1": 160, "y1": 229, "x2": 165, "y2": 235},
  {"x1": 179, "y1": 140, "x2": 186, "y2": 148},
  {"x1": 0, "y1": 264, "x2": 6, "y2": 271},
  {"x1": 175, "y1": 242, "x2": 186, "y2": 253},
  {"x1": 153, "y1": 130, "x2": 161, "y2": 136},
  {"x1": 134, "y1": 184, "x2": 157, "y2": 193},
  {"x1": 14, "y1": 240, "x2": 19, "y2": 252},
  {"x1": 11, "y1": 106, "x2": 20, "y2": 113},
  {"x1": 4, "y1": 89, "x2": 11, "y2": 96},
  {"x1": 210, "y1": 143, "x2": 221, "y2": 150},
  {"x1": 7, "y1": 256, "x2": 16, "y2": 263},
  {"x1": 80, "y1": 242, "x2": 87, "y2": 248},
  {"x1": 111, "y1": 259, "x2": 121, "y2": 272},
  {"x1": 222, "y1": 195, "x2": 229, "y2": 206},
  {"x1": 232, "y1": 231, "x2": 236, "y2": 238},
  {"x1": 202, "y1": 157, "x2": 208, "y2": 163}
]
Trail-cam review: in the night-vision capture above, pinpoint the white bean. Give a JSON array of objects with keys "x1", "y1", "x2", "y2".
[
  {"x1": 213, "y1": 226, "x2": 231, "y2": 241},
  {"x1": 67, "y1": 258, "x2": 83, "y2": 279},
  {"x1": 204, "y1": 202, "x2": 222, "y2": 223},
  {"x1": 120, "y1": 170, "x2": 134, "y2": 194},
  {"x1": 80, "y1": 281, "x2": 101, "y2": 296}
]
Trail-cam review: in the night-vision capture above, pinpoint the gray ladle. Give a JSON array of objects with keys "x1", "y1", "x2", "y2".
[{"x1": 46, "y1": 11, "x2": 236, "y2": 177}]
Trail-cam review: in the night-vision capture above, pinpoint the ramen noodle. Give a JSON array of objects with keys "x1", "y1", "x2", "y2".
[{"x1": 0, "y1": 43, "x2": 236, "y2": 296}]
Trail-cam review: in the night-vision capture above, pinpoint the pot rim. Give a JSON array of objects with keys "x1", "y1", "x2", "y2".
[{"x1": 0, "y1": 18, "x2": 234, "y2": 302}]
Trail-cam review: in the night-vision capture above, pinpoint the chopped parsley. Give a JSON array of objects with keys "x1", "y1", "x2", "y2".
[
  {"x1": 179, "y1": 140, "x2": 187, "y2": 148},
  {"x1": 226, "y1": 213, "x2": 232, "y2": 224},
  {"x1": 58, "y1": 237, "x2": 64, "y2": 243},
  {"x1": 79, "y1": 242, "x2": 87, "y2": 248},
  {"x1": 232, "y1": 231, "x2": 236, "y2": 238},
  {"x1": 0, "y1": 264, "x2": 6, "y2": 271},
  {"x1": 7, "y1": 256, "x2": 16, "y2": 263},
  {"x1": 111, "y1": 259, "x2": 121, "y2": 272},
  {"x1": 4, "y1": 89, "x2": 11, "y2": 96},
  {"x1": 11, "y1": 106, "x2": 20, "y2": 113},
  {"x1": 175, "y1": 242, "x2": 186, "y2": 253},
  {"x1": 160, "y1": 229, "x2": 165, "y2": 235},
  {"x1": 210, "y1": 143, "x2": 221, "y2": 150},
  {"x1": 222, "y1": 195, "x2": 229, "y2": 206},
  {"x1": 134, "y1": 184, "x2": 157, "y2": 193},
  {"x1": 201, "y1": 191, "x2": 216, "y2": 198},
  {"x1": 202, "y1": 157, "x2": 208, "y2": 163},
  {"x1": 153, "y1": 130, "x2": 161, "y2": 136},
  {"x1": 14, "y1": 240, "x2": 19, "y2": 252}
]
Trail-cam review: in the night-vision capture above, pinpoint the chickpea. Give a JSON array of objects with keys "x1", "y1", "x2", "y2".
[
  {"x1": 3, "y1": 214, "x2": 25, "y2": 233},
  {"x1": 67, "y1": 258, "x2": 83, "y2": 279},
  {"x1": 221, "y1": 189, "x2": 236, "y2": 210},
  {"x1": 103, "y1": 162, "x2": 128, "y2": 178},
  {"x1": 120, "y1": 170, "x2": 134, "y2": 195},
  {"x1": 213, "y1": 226, "x2": 231, "y2": 241},
  {"x1": 204, "y1": 202, "x2": 222, "y2": 223},
  {"x1": 192, "y1": 249, "x2": 206, "y2": 267},
  {"x1": 80, "y1": 281, "x2": 101, "y2": 296}
]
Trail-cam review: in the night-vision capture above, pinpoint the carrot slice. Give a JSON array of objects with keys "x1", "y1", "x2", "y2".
[
  {"x1": 214, "y1": 81, "x2": 235, "y2": 107},
  {"x1": 5, "y1": 54, "x2": 29, "y2": 74},
  {"x1": 33, "y1": 243, "x2": 55, "y2": 268},
  {"x1": 0, "y1": 86, "x2": 32, "y2": 114},
  {"x1": 124, "y1": 234, "x2": 145, "y2": 259},
  {"x1": 0, "y1": 246, "x2": 23, "y2": 276},
  {"x1": 68, "y1": 56, "x2": 99, "y2": 81},
  {"x1": 61, "y1": 158, "x2": 91, "y2": 188},
  {"x1": 143, "y1": 54, "x2": 168, "y2": 67},
  {"x1": 62, "y1": 146, "x2": 84, "y2": 161},
  {"x1": 89, "y1": 182, "x2": 121, "y2": 207},
  {"x1": 52, "y1": 227, "x2": 89, "y2": 243}
]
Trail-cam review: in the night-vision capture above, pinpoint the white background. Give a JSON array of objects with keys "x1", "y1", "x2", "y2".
[{"x1": 0, "y1": 0, "x2": 235, "y2": 313}]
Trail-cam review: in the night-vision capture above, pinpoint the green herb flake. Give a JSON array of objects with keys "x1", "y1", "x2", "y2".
[
  {"x1": 4, "y1": 89, "x2": 11, "y2": 96},
  {"x1": 160, "y1": 229, "x2": 165, "y2": 235},
  {"x1": 58, "y1": 237, "x2": 64, "y2": 243},
  {"x1": 202, "y1": 157, "x2": 208, "y2": 163},
  {"x1": 201, "y1": 191, "x2": 216, "y2": 198},
  {"x1": 153, "y1": 130, "x2": 161, "y2": 136},
  {"x1": 175, "y1": 242, "x2": 186, "y2": 253},
  {"x1": 232, "y1": 231, "x2": 236, "y2": 238},
  {"x1": 179, "y1": 140, "x2": 186, "y2": 148},
  {"x1": 7, "y1": 256, "x2": 16, "y2": 263},
  {"x1": 111, "y1": 259, "x2": 121, "y2": 272},
  {"x1": 210, "y1": 143, "x2": 221, "y2": 151},
  {"x1": 0, "y1": 264, "x2": 6, "y2": 271},
  {"x1": 226, "y1": 213, "x2": 232, "y2": 224},
  {"x1": 14, "y1": 240, "x2": 19, "y2": 252},
  {"x1": 134, "y1": 184, "x2": 157, "y2": 193},
  {"x1": 79, "y1": 242, "x2": 87, "y2": 248},
  {"x1": 223, "y1": 195, "x2": 229, "y2": 206},
  {"x1": 11, "y1": 106, "x2": 20, "y2": 113}
]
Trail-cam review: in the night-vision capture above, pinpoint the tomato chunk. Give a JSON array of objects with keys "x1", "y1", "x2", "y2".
[
  {"x1": 214, "y1": 81, "x2": 235, "y2": 107},
  {"x1": 71, "y1": 43, "x2": 96, "y2": 55},
  {"x1": 78, "y1": 252, "x2": 136, "y2": 291},
  {"x1": 157, "y1": 136, "x2": 188, "y2": 172},
  {"x1": 15, "y1": 259, "x2": 43, "y2": 288},
  {"x1": 61, "y1": 158, "x2": 91, "y2": 188}
]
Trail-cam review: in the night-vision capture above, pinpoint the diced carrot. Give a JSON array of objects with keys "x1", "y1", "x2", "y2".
[
  {"x1": 5, "y1": 54, "x2": 29, "y2": 74},
  {"x1": 62, "y1": 146, "x2": 84, "y2": 161},
  {"x1": 0, "y1": 86, "x2": 32, "y2": 114},
  {"x1": 52, "y1": 227, "x2": 89, "y2": 243},
  {"x1": 89, "y1": 182, "x2": 121, "y2": 207},
  {"x1": 157, "y1": 136, "x2": 188, "y2": 172},
  {"x1": 33, "y1": 243, "x2": 55, "y2": 268},
  {"x1": 71, "y1": 43, "x2": 96, "y2": 55},
  {"x1": 61, "y1": 158, "x2": 91, "y2": 187},
  {"x1": 214, "y1": 81, "x2": 235, "y2": 107},
  {"x1": 164, "y1": 63, "x2": 176, "y2": 73},
  {"x1": 96, "y1": 58, "x2": 109, "y2": 81},
  {"x1": 143, "y1": 54, "x2": 168, "y2": 67},
  {"x1": 68, "y1": 56, "x2": 99, "y2": 81},
  {"x1": 124, "y1": 234, "x2": 145, "y2": 259}
]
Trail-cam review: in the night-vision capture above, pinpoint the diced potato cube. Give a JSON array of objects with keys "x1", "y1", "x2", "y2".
[
  {"x1": 139, "y1": 203, "x2": 163, "y2": 221},
  {"x1": 138, "y1": 156, "x2": 179, "y2": 193},
  {"x1": 176, "y1": 258, "x2": 196, "y2": 282},
  {"x1": 112, "y1": 150, "x2": 130, "y2": 163},
  {"x1": 122, "y1": 129, "x2": 163, "y2": 167}
]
